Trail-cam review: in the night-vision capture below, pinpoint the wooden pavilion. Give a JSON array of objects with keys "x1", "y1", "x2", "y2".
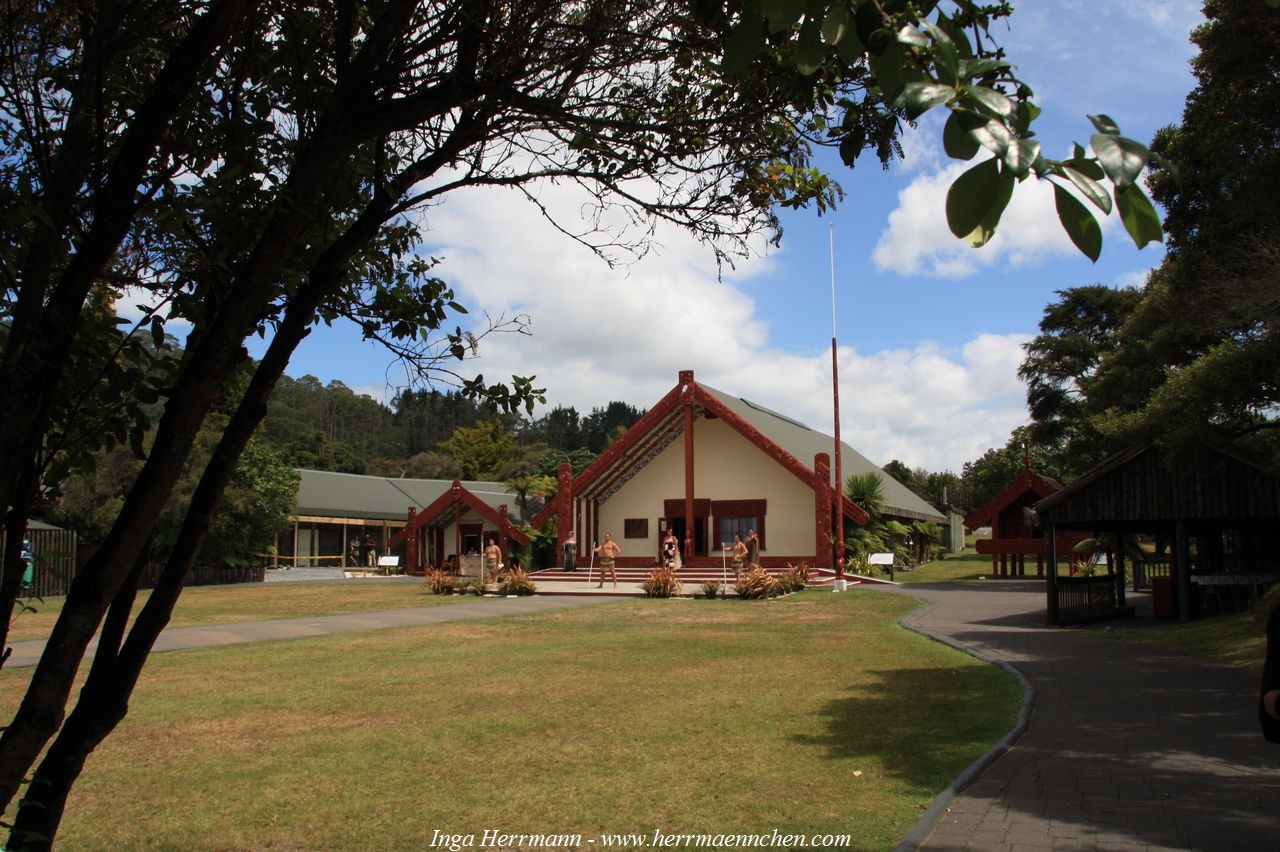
[
  {"x1": 1035, "y1": 443, "x2": 1280, "y2": 624},
  {"x1": 964, "y1": 452, "x2": 1087, "y2": 578}
]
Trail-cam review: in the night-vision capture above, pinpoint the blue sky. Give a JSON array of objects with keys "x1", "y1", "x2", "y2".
[{"x1": 251, "y1": 1, "x2": 1205, "y2": 474}]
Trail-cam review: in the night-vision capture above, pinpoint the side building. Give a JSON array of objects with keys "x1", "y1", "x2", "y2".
[{"x1": 278, "y1": 469, "x2": 528, "y2": 573}]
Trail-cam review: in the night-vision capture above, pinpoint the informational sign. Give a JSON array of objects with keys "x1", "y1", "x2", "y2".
[{"x1": 868, "y1": 552, "x2": 895, "y2": 565}]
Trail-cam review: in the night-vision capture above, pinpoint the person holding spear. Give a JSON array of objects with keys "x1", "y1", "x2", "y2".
[{"x1": 593, "y1": 533, "x2": 621, "y2": 589}]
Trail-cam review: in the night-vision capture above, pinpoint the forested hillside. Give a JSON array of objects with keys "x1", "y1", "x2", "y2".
[{"x1": 257, "y1": 373, "x2": 645, "y2": 480}]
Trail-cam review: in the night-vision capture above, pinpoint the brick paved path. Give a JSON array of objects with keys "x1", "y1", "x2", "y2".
[{"x1": 894, "y1": 580, "x2": 1280, "y2": 851}]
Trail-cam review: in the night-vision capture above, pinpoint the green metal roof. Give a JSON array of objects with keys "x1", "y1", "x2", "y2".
[
  {"x1": 699, "y1": 384, "x2": 946, "y2": 523},
  {"x1": 294, "y1": 470, "x2": 525, "y2": 523}
]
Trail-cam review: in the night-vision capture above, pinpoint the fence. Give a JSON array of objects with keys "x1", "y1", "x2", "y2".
[
  {"x1": 1055, "y1": 575, "x2": 1119, "y2": 625},
  {"x1": 2, "y1": 526, "x2": 79, "y2": 599},
  {"x1": 5, "y1": 528, "x2": 264, "y2": 598}
]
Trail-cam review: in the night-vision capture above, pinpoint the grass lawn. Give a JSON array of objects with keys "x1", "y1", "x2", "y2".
[
  {"x1": 6, "y1": 580, "x2": 463, "y2": 643},
  {"x1": 0, "y1": 589, "x2": 1021, "y2": 851},
  {"x1": 1082, "y1": 608, "x2": 1269, "y2": 675},
  {"x1": 895, "y1": 551, "x2": 993, "y2": 584}
]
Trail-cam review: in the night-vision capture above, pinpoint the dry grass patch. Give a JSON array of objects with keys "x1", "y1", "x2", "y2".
[{"x1": 1, "y1": 590, "x2": 1021, "y2": 851}]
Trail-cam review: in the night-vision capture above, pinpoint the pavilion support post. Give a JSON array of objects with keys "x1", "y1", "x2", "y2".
[
  {"x1": 1112, "y1": 531, "x2": 1127, "y2": 608},
  {"x1": 498, "y1": 504, "x2": 510, "y2": 568},
  {"x1": 1046, "y1": 523, "x2": 1059, "y2": 625},
  {"x1": 1176, "y1": 519, "x2": 1192, "y2": 622},
  {"x1": 406, "y1": 507, "x2": 418, "y2": 574},
  {"x1": 555, "y1": 463, "x2": 572, "y2": 568}
]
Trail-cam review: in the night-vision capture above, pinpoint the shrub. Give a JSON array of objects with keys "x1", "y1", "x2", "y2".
[
  {"x1": 456, "y1": 577, "x2": 485, "y2": 596},
  {"x1": 498, "y1": 567, "x2": 537, "y2": 596},
  {"x1": 426, "y1": 569, "x2": 455, "y2": 595},
  {"x1": 642, "y1": 566, "x2": 683, "y2": 598},
  {"x1": 735, "y1": 565, "x2": 778, "y2": 599},
  {"x1": 777, "y1": 561, "x2": 813, "y2": 593},
  {"x1": 700, "y1": 580, "x2": 721, "y2": 599}
]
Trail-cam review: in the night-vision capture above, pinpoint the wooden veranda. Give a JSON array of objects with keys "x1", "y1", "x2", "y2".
[{"x1": 1035, "y1": 444, "x2": 1280, "y2": 625}]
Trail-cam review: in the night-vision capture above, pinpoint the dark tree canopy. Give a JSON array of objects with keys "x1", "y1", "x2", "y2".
[{"x1": 1024, "y1": 0, "x2": 1280, "y2": 467}]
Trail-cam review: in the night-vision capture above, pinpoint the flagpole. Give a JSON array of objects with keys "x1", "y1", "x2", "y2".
[{"x1": 830, "y1": 223, "x2": 846, "y2": 591}]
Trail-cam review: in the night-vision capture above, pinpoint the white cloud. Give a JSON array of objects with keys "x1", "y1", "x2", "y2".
[
  {"x1": 871, "y1": 151, "x2": 1128, "y2": 278},
  {"x1": 398, "y1": 175, "x2": 1037, "y2": 473}
]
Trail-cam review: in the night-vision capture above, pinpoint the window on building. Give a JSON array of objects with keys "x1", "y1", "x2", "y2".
[
  {"x1": 711, "y1": 500, "x2": 766, "y2": 551},
  {"x1": 624, "y1": 518, "x2": 648, "y2": 539}
]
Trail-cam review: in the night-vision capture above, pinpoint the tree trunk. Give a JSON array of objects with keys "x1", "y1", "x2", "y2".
[{"x1": 3, "y1": 180, "x2": 402, "y2": 845}]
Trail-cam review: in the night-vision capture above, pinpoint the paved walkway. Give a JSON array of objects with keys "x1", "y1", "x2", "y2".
[{"x1": 893, "y1": 580, "x2": 1280, "y2": 851}]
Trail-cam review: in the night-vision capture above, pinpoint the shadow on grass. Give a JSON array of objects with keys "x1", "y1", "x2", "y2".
[{"x1": 791, "y1": 666, "x2": 1019, "y2": 791}]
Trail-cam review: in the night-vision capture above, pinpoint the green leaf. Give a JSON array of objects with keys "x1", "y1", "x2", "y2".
[
  {"x1": 1065, "y1": 155, "x2": 1105, "y2": 181},
  {"x1": 969, "y1": 117, "x2": 1012, "y2": 158},
  {"x1": 763, "y1": 0, "x2": 805, "y2": 33},
  {"x1": 943, "y1": 109, "x2": 983, "y2": 160},
  {"x1": 946, "y1": 157, "x2": 1012, "y2": 242},
  {"x1": 970, "y1": 165, "x2": 1015, "y2": 247},
  {"x1": 960, "y1": 57, "x2": 1009, "y2": 80},
  {"x1": 822, "y1": 4, "x2": 850, "y2": 44},
  {"x1": 1004, "y1": 138, "x2": 1041, "y2": 178},
  {"x1": 835, "y1": 19, "x2": 864, "y2": 63},
  {"x1": 1088, "y1": 113, "x2": 1120, "y2": 135},
  {"x1": 963, "y1": 83, "x2": 1015, "y2": 118},
  {"x1": 897, "y1": 24, "x2": 929, "y2": 47},
  {"x1": 1091, "y1": 133, "x2": 1150, "y2": 191},
  {"x1": 1061, "y1": 164, "x2": 1112, "y2": 214},
  {"x1": 935, "y1": 13, "x2": 973, "y2": 60},
  {"x1": 899, "y1": 82, "x2": 954, "y2": 118},
  {"x1": 1115, "y1": 186, "x2": 1164, "y2": 249},
  {"x1": 723, "y1": 5, "x2": 764, "y2": 76},
  {"x1": 838, "y1": 132, "x2": 863, "y2": 167},
  {"x1": 1053, "y1": 182, "x2": 1102, "y2": 262},
  {"x1": 794, "y1": 16, "x2": 825, "y2": 75},
  {"x1": 150, "y1": 316, "x2": 165, "y2": 348},
  {"x1": 868, "y1": 40, "x2": 906, "y2": 101},
  {"x1": 919, "y1": 21, "x2": 959, "y2": 84}
]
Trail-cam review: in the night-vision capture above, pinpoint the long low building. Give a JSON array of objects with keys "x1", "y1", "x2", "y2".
[{"x1": 278, "y1": 470, "x2": 528, "y2": 573}]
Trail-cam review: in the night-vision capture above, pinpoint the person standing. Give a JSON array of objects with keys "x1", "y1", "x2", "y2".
[
  {"x1": 731, "y1": 534, "x2": 748, "y2": 574},
  {"x1": 362, "y1": 534, "x2": 376, "y2": 568},
  {"x1": 563, "y1": 530, "x2": 578, "y2": 572},
  {"x1": 594, "y1": 533, "x2": 621, "y2": 589},
  {"x1": 663, "y1": 529, "x2": 682, "y2": 571},
  {"x1": 746, "y1": 528, "x2": 760, "y2": 566},
  {"x1": 1262, "y1": 585, "x2": 1280, "y2": 744},
  {"x1": 20, "y1": 538, "x2": 34, "y2": 591},
  {"x1": 483, "y1": 537, "x2": 502, "y2": 586}
]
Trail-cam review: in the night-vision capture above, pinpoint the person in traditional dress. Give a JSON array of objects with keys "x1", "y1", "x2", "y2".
[
  {"x1": 746, "y1": 529, "x2": 760, "y2": 566},
  {"x1": 594, "y1": 533, "x2": 620, "y2": 588},
  {"x1": 483, "y1": 537, "x2": 502, "y2": 585},
  {"x1": 563, "y1": 530, "x2": 578, "y2": 571},
  {"x1": 731, "y1": 534, "x2": 748, "y2": 574}
]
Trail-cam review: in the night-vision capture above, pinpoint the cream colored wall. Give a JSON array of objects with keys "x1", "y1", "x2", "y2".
[{"x1": 597, "y1": 416, "x2": 817, "y2": 557}]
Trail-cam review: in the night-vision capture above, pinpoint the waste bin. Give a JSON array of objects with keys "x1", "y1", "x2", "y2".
[{"x1": 1152, "y1": 576, "x2": 1177, "y2": 619}]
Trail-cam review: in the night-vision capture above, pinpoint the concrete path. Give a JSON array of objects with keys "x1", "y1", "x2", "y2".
[
  {"x1": 894, "y1": 580, "x2": 1280, "y2": 851},
  {"x1": 2, "y1": 594, "x2": 611, "y2": 669}
]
